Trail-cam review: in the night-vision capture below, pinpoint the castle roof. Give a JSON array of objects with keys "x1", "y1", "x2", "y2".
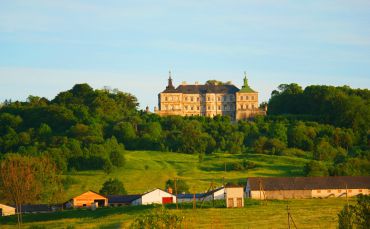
[{"x1": 175, "y1": 84, "x2": 240, "y2": 94}]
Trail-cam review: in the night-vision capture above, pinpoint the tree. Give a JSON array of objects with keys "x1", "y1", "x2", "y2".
[
  {"x1": 165, "y1": 179, "x2": 189, "y2": 194},
  {"x1": 338, "y1": 194, "x2": 370, "y2": 229},
  {"x1": 0, "y1": 154, "x2": 62, "y2": 227},
  {"x1": 303, "y1": 160, "x2": 329, "y2": 176},
  {"x1": 110, "y1": 150, "x2": 125, "y2": 167},
  {"x1": 99, "y1": 178, "x2": 127, "y2": 195}
]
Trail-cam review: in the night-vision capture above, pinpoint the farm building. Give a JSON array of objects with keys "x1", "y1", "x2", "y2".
[
  {"x1": 246, "y1": 176, "x2": 370, "y2": 200},
  {"x1": 131, "y1": 188, "x2": 177, "y2": 205},
  {"x1": 67, "y1": 191, "x2": 108, "y2": 208},
  {"x1": 177, "y1": 187, "x2": 225, "y2": 203},
  {"x1": 225, "y1": 185, "x2": 244, "y2": 208},
  {"x1": 0, "y1": 204, "x2": 15, "y2": 216},
  {"x1": 107, "y1": 195, "x2": 141, "y2": 207}
]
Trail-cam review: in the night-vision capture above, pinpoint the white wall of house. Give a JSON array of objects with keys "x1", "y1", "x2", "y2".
[
  {"x1": 312, "y1": 188, "x2": 369, "y2": 198},
  {"x1": 0, "y1": 204, "x2": 16, "y2": 216},
  {"x1": 132, "y1": 189, "x2": 177, "y2": 206}
]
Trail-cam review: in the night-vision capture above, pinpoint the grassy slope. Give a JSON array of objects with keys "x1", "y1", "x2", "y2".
[
  {"x1": 65, "y1": 151, "x2": 309, "y2": 199},
  {"x1": 0, "y1": 198, "x2": 351, "y2": 228}
]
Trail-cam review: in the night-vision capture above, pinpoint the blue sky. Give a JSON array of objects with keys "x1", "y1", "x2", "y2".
[{"x1": 0, "y1": 0, "x2": 369, "y2": 109}]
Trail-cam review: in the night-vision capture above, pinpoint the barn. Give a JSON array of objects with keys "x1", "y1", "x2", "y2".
[
  {"x1": 107, "y1": 194, "x2": 141, "y2": 207},
  {"x1": 131, "y1": 188, "x2": 177, "y2": 205},
  {"x1": 246, "y1": 176, "x2": 370, "y2": 200},
  {"x1": 0, "y1": 204, "x2": 15, "y2": 216},
  {"x1": 68, "y1": 191, "x2": 108, "y2": 208}
]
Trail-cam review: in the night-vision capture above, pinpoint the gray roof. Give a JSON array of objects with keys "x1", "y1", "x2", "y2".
[
  {"x1": 162, "y1": 84, "x2": 240, "y2": 94},
  {"x1": 107, "y1": 195, "x2": 141, "y2": 204},
  {"x1": 247, "y1": 176, "x2": 370, "y2": 191}
]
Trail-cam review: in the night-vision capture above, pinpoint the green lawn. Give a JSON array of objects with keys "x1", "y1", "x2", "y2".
[
  {"x1": 0, "y1": 198, "x2": 351, "y2": 229},
  {"x1": 64, "y1": 151, "x2": 309, "y2": 199}
]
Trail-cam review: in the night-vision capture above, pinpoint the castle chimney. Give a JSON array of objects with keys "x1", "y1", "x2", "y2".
[{"x1": 167, "y1": 187, "x2": 173, "y2": 194}]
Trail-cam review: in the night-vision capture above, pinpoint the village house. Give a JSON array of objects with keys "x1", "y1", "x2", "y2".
[
  {"x1": 0, "y1": 204, "x2": 15, "y2": 216},
  {"x1": 67, "y1": 191, "x2": 108, "y2": 208},
  {"x1": 225, "y1": 185, "x2": 244, "y2": 208},
  {"x1": 131, "y1": 188, "x2": 177, "y2": 205},
  {"x1": 246, "y1": 176, "x2": 370, "y2": 200}
]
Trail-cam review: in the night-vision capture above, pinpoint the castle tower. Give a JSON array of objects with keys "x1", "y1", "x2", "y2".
[{"x1": 235, "y1": 72, "x2": 259, "y2": 120}]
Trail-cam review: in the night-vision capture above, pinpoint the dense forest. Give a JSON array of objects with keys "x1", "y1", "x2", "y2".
[{"x1": 0, "y1": 83, "x2": 369, "y2": 178}]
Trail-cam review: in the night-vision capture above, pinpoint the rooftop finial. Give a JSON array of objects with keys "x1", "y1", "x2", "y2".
[
  {"x1": 166, "y1": 70, "x2": 174, "y2": 90},
  {"x1": 169, "y1": 70, "x2": 172, "y2": 79},
  {"x1": 243, "y1": 71, "x2": 248, "y2": 86}
]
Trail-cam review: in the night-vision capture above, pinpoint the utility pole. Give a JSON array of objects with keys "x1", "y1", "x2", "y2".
[{"x1": 174, "y1": 178, "x2": 178, "y2": 210}]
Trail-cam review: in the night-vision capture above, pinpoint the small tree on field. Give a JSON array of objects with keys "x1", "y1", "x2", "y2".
[
  {"x1": 99, "y1": 178, "x2": 127, "y2": 195},
  {"x1": 0, "y1": 154, "x2": 62, "y2": 228},
  {"x1": 165, "y1": 179, "x2": 189, "y2": 193}
]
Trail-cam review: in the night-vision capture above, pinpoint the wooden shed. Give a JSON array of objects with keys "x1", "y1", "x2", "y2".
[
  {"x1": 0, "y1": 204, "x2": 15, "y2": 216},
  {"x1": 70, "y1": 191, "x2": 108, "y2": 208},
  {"x1": 246, "y1": 176, "x2": 370, "y2": 200},
  {"x1": 225, "y1": 185, "x2": 244, "y2": 208}
]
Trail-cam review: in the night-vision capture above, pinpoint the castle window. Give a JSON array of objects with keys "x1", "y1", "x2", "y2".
[
  {"x1": 241, "y1": 96, "x2": 243, "y2": 100},
  {"x1": 185, "y1": 106, "x2": 188, "y2": 110},
  {"x1": 327, "y1": 190, "x2": 331, "y2": 193},
  {"x1": 218, "y1": 97, "x2": 220, "y2": 101},
  {"x1": 348, "y1": 190, "x2": 352, "y2": 193},
  {"x1": 252, "y1": 104, "x2": 255, "y2": 109},
  {"x1": 246, "y1": 96, "x2": 249, "y2": 100},
  {"x1": 218, "y1": 106, "x2": 221, "y2": 110},
  {"x1": 197, "y1": 106, "x2": 200, "y2": 110},
  {"x1": 252, "y1": 96, "x2": 254, "y2": 100},
  {"x1": 185, "y1": 97, "x2": 188, "y2": 101},
  {"x1": 338, "y1": 190, "x2": 341, "y2": 193},
  {"x1": 207, "y1": 106, "x2": 210, "y2": 110},
  {"x1": 317, "y1": 190, "x2": 321, "y2": 193},
  {"x1": 197, "y1": 97, "x2": 199, "y2": 102},
  {"x1": 165, "y1": 97, "x2": 168, "y2": 101},
  {"x1": 191, "y1": 97, "x2": 194, "y2": 102},
  {"x1": 191, "y1": 106, "x2": 194, "y2": 110},
  {"x1": 359, "y1": 189, "x2": 363, "y2": 193},
  {"x1": 207, "y1": 97, "x2": 210, "y2": 101}
]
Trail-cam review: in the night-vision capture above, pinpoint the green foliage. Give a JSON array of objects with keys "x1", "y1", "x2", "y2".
[
  {"x1": 338, "y1": 194, "x2": 370, "y2": 229},
  {"x1": 130, "y1": 207, "x2": 183, "y2": 229},
  {"x1": 99, "y1": 178, "x2": 127, "y2": 195},
  {"x1": 165, "y1": 179, "x2": 189, "y2": 193},
  {"x1": 303, "y1": 160, "x2": 329, "y2": 176}
]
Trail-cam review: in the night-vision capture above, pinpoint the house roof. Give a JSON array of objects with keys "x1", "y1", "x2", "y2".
[
  {"x1": 107, "y1": 195, "x2": 141, "y2": 204},
  {"x1": 141, "y1": 188, "x2": 176, "y2": 197},
  {"x1": 18, "y1": 204, "x2": 52, "y2": 213},
  {"x1": 72, "y1": 190, "x2": 107, "y2": 200},
  {"x1": 247, "y1": 176, "x2": 370, "y2": 191}
]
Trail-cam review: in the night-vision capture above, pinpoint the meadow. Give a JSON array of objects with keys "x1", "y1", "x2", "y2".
[
  {"x1": 0, "y1": 198, "x2": 351, "y2": 228},
  {"x1": 64, "y1": 150, "x2": 309, "y2": 199}
]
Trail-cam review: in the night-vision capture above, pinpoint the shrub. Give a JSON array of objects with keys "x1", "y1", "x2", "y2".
[{"x1": 130, "y1": 208, "x2": 183, "y2": 229}]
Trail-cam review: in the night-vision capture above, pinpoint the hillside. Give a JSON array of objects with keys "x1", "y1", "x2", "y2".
[{"x1": 64, "y1": 151, "x2": 309, "y2": 198}]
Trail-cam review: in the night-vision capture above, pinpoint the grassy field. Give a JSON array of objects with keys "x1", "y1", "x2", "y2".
[
  {"x1": 0, "y1": 198, "x2": 350, "y2": 228},
  {"x1": 64, "y1": 151, "x2": 309, "y2": 199}
]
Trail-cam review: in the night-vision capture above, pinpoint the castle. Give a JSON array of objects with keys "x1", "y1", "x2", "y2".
[{"x1": 154, "y1": 72, "x2": 266, "y2": 120}]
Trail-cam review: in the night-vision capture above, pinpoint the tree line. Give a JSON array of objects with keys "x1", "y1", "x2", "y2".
[{"x1": 0, "y1": 83, "x2": 368, "y2": 178}]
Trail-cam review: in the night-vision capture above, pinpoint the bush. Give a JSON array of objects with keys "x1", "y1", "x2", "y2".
[
  {"x1": 338, "y1": 194, "x2": 370, "y2": 229},
  {"x1": 130, "y1": 207, "x2": 183, "y2": 229},
  {"x1": 279, "y1": 148, "x2": 308, "y2": 158}
]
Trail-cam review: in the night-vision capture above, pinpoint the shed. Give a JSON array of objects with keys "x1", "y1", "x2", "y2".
[
  {"x1": 225, "y1": 185, "x2": 244, "y2": 208},
  {"x1": 246, "y1": 176, "x2": 370, "y2": 200},
  {"x1": 69, "y1": 191, "x2": 108, "y2": 208},
  {"x1": 107, "y1": 194, "x2": 141, "y2": 207},
  {"x1": 0, "y1": 204, "x2": 15, "y2": 216},
  {"x1": 132, "y1": 188, "x2": 177, "y2": 205}
]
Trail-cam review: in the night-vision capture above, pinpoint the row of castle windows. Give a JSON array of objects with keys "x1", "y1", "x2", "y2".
[
  {"x1": 163, "y1": 95, "x2": 255, "y2": 102},
  {"x1": 164, "y1": 105, "x2": 235, "y2": 111},
  {"x1": 164, "y1": 104, "x2": 256, "y2": 111},
  {"x1": 240, "y1": 96, "x2": 255, "y2": 101}
]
